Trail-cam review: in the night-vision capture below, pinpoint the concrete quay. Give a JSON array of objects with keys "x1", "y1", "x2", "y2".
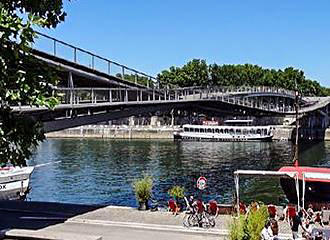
[
  {"x1": 0, "y1": 201, "x2": 226, "y2": 240},
  {"x1": 0, "y1": 200, "x2": 319, "y2": 240},
  {"x1": 46, "y1": 125, "x2": 330, "y2": 141}
]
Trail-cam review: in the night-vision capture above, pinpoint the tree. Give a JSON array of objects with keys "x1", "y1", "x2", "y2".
[
  {"x1": 0, "y1": 1, "x2": 67, "y2": 166},
  {"x1": 158, "y1": 60, "x2": 329, "y2": 96},
  {"x1": 157, "y1": 59, "x2": 209, "y2": 87}
]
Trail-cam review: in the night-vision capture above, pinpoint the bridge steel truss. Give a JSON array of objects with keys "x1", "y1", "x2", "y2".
[{"x1": 12, "y1": 86, "x2": 304, "y2": 133}]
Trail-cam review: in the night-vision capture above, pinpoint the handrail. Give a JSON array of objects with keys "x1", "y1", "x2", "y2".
[
  {"x1": 54, "y1": 86, "x2": 295, "y2": 95},
  {"x1": 53, "y1": 86, "x2": 299, "y2": 114},
  {"x1": 34, "y1": 31, "x2": 157, "y2": 85}
]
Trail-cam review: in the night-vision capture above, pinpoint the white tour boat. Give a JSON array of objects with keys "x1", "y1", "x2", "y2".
[
  {"x1": 0, "y1": 166, "x2": 34, "y2": 200},
  {"x1": 174, "y1": 120, "x2": 273, "y2": 142}
]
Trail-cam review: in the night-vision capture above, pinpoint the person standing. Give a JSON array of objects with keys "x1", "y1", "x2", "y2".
[{"x1": 291, "y1": 210, "x2": 308, "y2": 239}]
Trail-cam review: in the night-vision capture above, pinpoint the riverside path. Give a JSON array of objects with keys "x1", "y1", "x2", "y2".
[{"x1": 0, "y1": 201, "x2": 306, "y2": 240}]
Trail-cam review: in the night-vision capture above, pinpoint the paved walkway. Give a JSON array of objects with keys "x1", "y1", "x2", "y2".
[{"x1": 0, "y1": 201, "x2": 327, "y2": 239}]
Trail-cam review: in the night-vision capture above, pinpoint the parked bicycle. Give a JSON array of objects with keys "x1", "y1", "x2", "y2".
[{"x1": 182, "y1": 196, "x2": 216, "y2": 229}]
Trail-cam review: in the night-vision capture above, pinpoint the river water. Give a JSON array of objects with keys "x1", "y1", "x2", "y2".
[{"x1": 28, "y1": 139, "x2": 330, "y2": 207}]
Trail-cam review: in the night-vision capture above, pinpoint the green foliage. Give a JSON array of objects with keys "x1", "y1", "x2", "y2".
[
  {"x1": 0, "y1": 1, "x2": 66, "y2": 166},
  {"x1": 245, "y1": 205, "x2": 269, "y2": 240},
  {"x1": 158, "y1": 59, "x2": 209, "y2": 87},
  {"x1": 168, "y1": 185, "x2": 185, "y2": 200},
  {"x1": 115, "y1": 73, "x2": 154, "y2": 87},
  {"x1": 0, "y1": 1, "x2": 67, "y2": 28},
  {"x1": 230, "y1": 215, "x2": 246, "y2": 240},
  {"x1": 132, "y1": 175, "x2": 153, "y2": 203},
  {"x1": 229, "y1": 204, "x2": 269, "y2": 240},
  {"x1": 158, "y1": 60, "x2": 329, "y2": 96}
]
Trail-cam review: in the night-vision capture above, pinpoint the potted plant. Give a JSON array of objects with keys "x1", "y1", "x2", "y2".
[
  {"x1": 168, "y1": 185, "x2": 185, "y2": 206},
  {"x1": 132, "y1": 175, "x2": 153, "y2": 210}
]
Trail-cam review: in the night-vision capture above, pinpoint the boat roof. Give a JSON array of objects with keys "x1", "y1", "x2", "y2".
[
  {"x1": 279, "y1": 166, "x2": 330, "y2": 183},
  {"x1": 0, "y1": 166, "x2": 34, "y2": 176},
  {"x1": 234, "y1": 170, "x2": 297, "y2": 178}
]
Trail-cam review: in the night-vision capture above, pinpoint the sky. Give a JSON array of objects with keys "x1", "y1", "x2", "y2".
[{"x1": 38, "y1": 0, "x2": 330, "y2": 87}]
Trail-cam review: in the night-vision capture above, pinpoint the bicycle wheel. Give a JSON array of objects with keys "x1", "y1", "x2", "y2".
[
  {"x1": 201, "y1": 213, "x2": 215, "y2": 229},
  {"x1": 189, "y1": 214, "x2": 199, "y2": 227},
  {"x1": 201, "y1": 219, "x2": 211, "y2": 229},
  {"x1": 183, "y1": 214, "x2": 190, "y2": 227},
  {"x1": 183, "y1": 214, "x2": 199, "y2": 227},
  {"x1": 205, "y1": 212, "x2": 216, "y2": 227},
  {"x1": 209, "y1": 217, "x2": 216, "y2": 227}
]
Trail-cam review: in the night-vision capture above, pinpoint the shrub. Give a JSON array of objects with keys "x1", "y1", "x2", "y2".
[
  {"x1": 132, "y1": 175, "x2": 153, "y2": 203},
  {"x1": 230, "y1": 215, "x2": 246, "y2": 240},
  {"x1": 229, "y1": 203, "x2": 269, "y2": 240},
  {"x1": 245, "y1": 204, "x2": 269, "y2": 240},
  {"x1": 168, "y1": 185, "x2": 185, "y2": 201}
]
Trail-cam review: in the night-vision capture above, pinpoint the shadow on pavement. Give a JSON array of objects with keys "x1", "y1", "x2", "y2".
[{"x1": 0, "y1": 200, "x2": 104, "y2": 231}]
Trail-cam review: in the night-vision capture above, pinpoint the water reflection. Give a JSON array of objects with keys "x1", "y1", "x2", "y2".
[{"x1": 28, "y1": 139, "x2": 330, "y2": 207}]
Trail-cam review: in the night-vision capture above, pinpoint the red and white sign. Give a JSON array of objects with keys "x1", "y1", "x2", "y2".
[
  {"x1": 202, "y1": 120, "x2": 218, "y2": 126},
  {"x1": 197, "y1": 176, "x2": 207, "y2": 190}
]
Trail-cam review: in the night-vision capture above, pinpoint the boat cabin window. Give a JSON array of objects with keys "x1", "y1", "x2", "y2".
[
  {"x1": 257, "y1": 129, "x2": 261, "y2": 134},
  {"x1": 224, "y1": 129, "x2": 228, "y2": 134},
  {"x1": 236, "y1": 129, "x2": 241, "y2": 134},
  {"x1": 229, "y1": 129, "x2": 234, "y2": 134},
  {"x1": 189, "y1": 128, "x2": 194, "y2": 132},
  {"x1": 195, "y1": 128, "x2": 199, "y2": 132},
  {"x1": 200, "y1": 128, "x2": 205, "y2": 133},
  {"x1": 184, "y1": 127, "x2": 188, "y2": 132},
  {"x1": 215, "y1": 129, "x2": 220, "y2": 133},
  {"x1": 220, "y1": 129, "x2": 224, "y2": 134},
  {"x1": 207, "y1": 128, "x2": 212, "y2": 133}
]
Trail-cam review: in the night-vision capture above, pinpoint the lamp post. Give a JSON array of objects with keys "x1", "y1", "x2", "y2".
[{"x1": 293, "y1": 79, "x2": 299, "y2": 167}]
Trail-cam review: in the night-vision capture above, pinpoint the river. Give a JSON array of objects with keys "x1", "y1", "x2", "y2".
[{"x1": 28, "y1": 139, "x2": 330, "y2": 207}]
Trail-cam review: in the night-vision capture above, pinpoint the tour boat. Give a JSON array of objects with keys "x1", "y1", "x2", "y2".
[
  {"x1": 278, "y1": 89, "x2": 330, "y2": 204},
  {"x1": 279, "y1": 166, "x2": 330, "y2": 203},
  {"x1": 173, "y1": 120, "x2": 273, "y2": 141},
  {"x1": 0, "y1": 166, "x2": 34, "y2": 200}
]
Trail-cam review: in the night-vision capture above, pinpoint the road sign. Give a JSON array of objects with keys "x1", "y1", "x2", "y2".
[{"x1": 197, "y1": 176, "x2": 207, "y2": 190}]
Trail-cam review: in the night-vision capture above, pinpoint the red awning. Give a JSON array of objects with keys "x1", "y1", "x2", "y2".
[{"x1": 279, "y1": 166, "x2": 330, "y2": 183}]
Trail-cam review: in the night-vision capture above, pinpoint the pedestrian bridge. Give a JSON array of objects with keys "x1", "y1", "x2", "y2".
[
  {"x1": 11, "y1": 33, "x2": 330, "y2": 132},
  {"x1": 13, "y1": 85, "x2": 330, "y2": 133}
]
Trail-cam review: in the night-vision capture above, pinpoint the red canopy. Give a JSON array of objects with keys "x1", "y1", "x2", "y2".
[{"x1": 279, "y1": 166, "x2": 330, "y2": 183}]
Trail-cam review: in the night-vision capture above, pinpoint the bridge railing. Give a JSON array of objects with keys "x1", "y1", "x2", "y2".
[
  {"x1": 33, "y1": 32, "x2": 157, "y2": 88},
  {"x1": 165, "y1": 85, "x2": 295, "y2": 96},
  {"x1": 55, "y1": 86, "x2": 296, "y2": 113}
]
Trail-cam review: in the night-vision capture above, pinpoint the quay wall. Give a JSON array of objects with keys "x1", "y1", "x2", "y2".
[
  {"x1": 46, "y1": 125, "x2": 178, "y2": 139},
  {"x1": 46, "y1": 125, "x2": 330, "y2": 141}
]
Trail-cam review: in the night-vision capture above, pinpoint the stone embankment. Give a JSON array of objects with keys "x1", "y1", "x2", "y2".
[
  {"x1": 46, "y1": 125, "x2": 179, "y2": 139},
  {"x1": 46, "y1": 125, "x2": 330, "y2": 141}
]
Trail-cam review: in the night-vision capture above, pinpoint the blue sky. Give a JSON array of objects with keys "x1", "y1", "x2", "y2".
[{"x1": 38, "y1": 0, "x2": 330, "y2": 87}]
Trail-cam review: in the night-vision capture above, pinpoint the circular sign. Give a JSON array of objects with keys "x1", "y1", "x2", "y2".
[{"x1": 197, "y1": 176, "x2": 207, "y2": 190}]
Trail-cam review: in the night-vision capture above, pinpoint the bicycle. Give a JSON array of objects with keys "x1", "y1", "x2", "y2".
[{"x1": 182, "y1": 197, "x2": 215, "y2": 229}]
